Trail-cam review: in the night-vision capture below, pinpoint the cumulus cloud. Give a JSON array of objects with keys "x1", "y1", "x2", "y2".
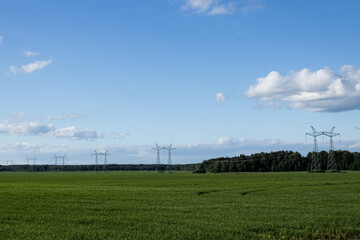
[
  {"x1": 9, "y1": 59, "x2": 52, "y2": 74},
  {"x1": 0, "y1": 121, "x2": 55, "y2": 136},
  {"x1": 24, "y1": 50, "x2": 40, "y2": 56},
  {"x1": 244, "y1": 65, "x2": 360, "y2": 112},
  {"x1": 0, "y1": 36, "x2": 3, "y2": 43},
  {"x1": 180, "y1": 0, "x2": 263, "y2": 16},
  {"x1": 214, "y1": 92, "x2": 226, "y2": 103},
  {"x1": 0, "y1": 121, "x2": 102, "y2": 141},
  {"x1": 52, "y1": 127, "x2": 103, "y2": 141}
]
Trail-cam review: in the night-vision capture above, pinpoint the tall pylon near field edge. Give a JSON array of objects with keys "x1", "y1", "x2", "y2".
[
  {"x1": 322, "y1": 127, "x2": 340, "y2": 171},
  {"x1": 152, "y1": 144, "x2": 164, "y2": 172},
  {"x1": 92, "y1": 150, "x2": 110, "y2": 172},
  {"x1": 306, "y1": 126, "x2": 323, "y2": 171},
  {"x1": 164, "y1": 144, "x2": 176, "y2": 172}
]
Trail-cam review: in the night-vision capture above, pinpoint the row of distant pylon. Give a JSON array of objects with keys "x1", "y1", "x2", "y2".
[
  {"x1": 306, "y1": 126, "x2": 340, "y2": 171},
  {"x1": 152, "y1": 144, "x2": 176, "y2": 171}
]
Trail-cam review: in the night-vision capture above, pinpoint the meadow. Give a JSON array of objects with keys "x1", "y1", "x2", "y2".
[{"x1": 0, "y1": 171, "x2": 359, "y2": 239}]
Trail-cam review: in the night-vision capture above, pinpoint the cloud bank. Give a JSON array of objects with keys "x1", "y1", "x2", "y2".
[{"x1": 244, "y1": 65, "x2": 360, "y2": 112}]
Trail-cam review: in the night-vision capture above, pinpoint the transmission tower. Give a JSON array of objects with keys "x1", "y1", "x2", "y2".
[
  {"x1": 53, "y1": 155, "x2": 58, "y2": 166},
  {"x1": 92, "y1": 151, "x2": 100, "y2": 172},
  {"x1": 92, "y1": 150, "x2": 110, "y2": 172},
  {"x1": 152, "y1": 144, "x2": 164, "y2": 172},
  {"x1": 53, "y1": 154, "x2": 68, "y2": 171},
  {"x1": 100, "y1": 150, "x2": 111, "y2": 172},
  {"x1": 61, "y1": 155, "x2": 67, "y2": 166},
  {"x1": 164, "y1": 144, "x2": 176, "y2": 172},
  {"x1": 26, "y1": 156, "x2": 37, "y2": 172},
  {"x1": 322, "y1": 127, "x2": 340, "y2": 171},
  {"x1": 306, "y1": 126, "x2": 323, "y2": 171}
]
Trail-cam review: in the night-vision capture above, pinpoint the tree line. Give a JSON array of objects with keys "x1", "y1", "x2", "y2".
[{"x1": 194, "y1": 150, "x2": 360, "y2": 173}]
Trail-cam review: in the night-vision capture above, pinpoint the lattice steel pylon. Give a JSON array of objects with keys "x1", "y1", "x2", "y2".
[
  {"x1": 306, "y1": 126, "x2": 323, "y2": 171},
  {"x1": 101, "y1": 150, "x2": 111, "y2": 172},
  {"x1": 92, "y1": 151, "x2": 99, "y2": 172},
  {"x1": 322, "y1": 127, "x2": 340, "y2": 171},
  {"x1": 164, "y1": 144, "x2": 176, "y2": 172},
  {"x1": 26, "y1": 156, "x2": 36, "y2": 172},
  {"x1": 152, "y1": 144, "x2": 163, "y2": 172},
  {"x1": 92, "y1": 150, "x2": 110, "y2": 172}
]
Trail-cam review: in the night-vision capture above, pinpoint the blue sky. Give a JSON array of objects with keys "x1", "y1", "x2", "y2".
[{"x1": 1, "y1": 0, "x2": 360, "y2": 165}]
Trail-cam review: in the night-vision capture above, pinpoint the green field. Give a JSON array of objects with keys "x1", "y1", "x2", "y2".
[{"x1": 0, "y1": 171, "x2": 359, "y2": 239}]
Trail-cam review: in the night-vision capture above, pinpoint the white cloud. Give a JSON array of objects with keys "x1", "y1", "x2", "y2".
[
  {"x1": 349, "y1": 142, "x2": 360, "y2": 148},
  {"x1": 209, "y1": 3, "x2": 235, "y2": 15},
  {"x1": 216, "y1": 136, "x2": 246, "y2": 145},
  {"x1": 52, "y1": 127, "x2": 103, "y2": 141},
  {"x1": 9, "y1": 59, "x2": 52, "y2": 74},
  {"x1": 217, "y1": 136, "x2": 238, "y2": 145},
  {"x1": 0, "y1": 121, "x2": 55, "y2": 136},
  {"x1": 187, "y1": 142, "x2": 200, "y2": 148},
  {"x1": 181, "y1": 0, "x2": 214, "y2": 13},
  {"x1": 244, "y1": 65, "x2": 360, "y2": 112},
  {"x1": 0, "y1": 121, "x2": 102, "y2": 141},
  {"x1": 180, "y1": 0, "x2": 264, "y2": 16},
  {"x1": 0, "y1": 36, "x2": 3, "y2": 43},
  {"x1": 214, "y1": 92, "x2": 226, "y2": 103},
  {"x1": 24, "y1": 50, "x2": 40, "y2": 56}
]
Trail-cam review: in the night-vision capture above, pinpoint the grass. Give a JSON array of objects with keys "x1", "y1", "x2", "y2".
[{"x1": 0, "y1": 171, "x2": 359, "y2": 239}]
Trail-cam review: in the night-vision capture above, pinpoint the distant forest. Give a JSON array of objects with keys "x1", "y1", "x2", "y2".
[
  {"x1": 1, "y1": 150, "x2": 360, "y2": 172},
  {"x1": 195, "y1": 150, "x2": 360, "y2": 173}
]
